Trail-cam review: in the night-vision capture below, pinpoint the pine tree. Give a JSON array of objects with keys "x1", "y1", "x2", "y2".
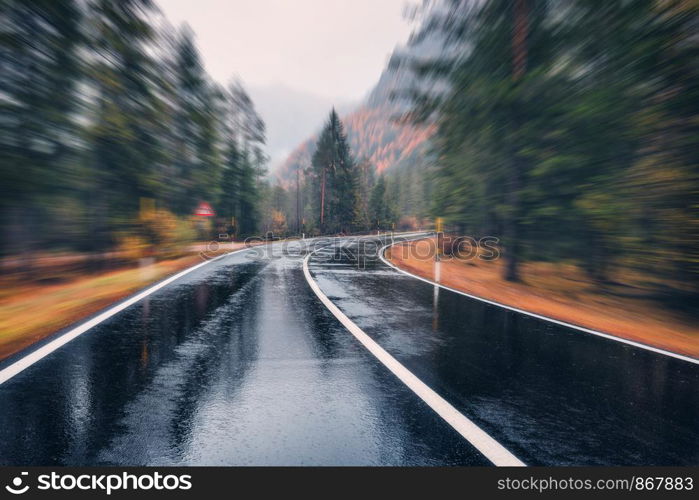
[
  {"x1": 0, "y1": 0, "x2": 82, "y2": 256},
  {"x1": 308, "y1": 109, "x2": 360, "y2": 234},
  {"x1": 0, "y1": 0, "x2": 270, "y2": 255},
  {"x1": 405, "y1": 0, "x2": 699, "y2": 296},
  {"x1": 236, "y1": 148, "x2": 259, "y2": 237},
  {"x1": 227, "y1": 81, "x2": 266, "y2": 237},
  {"x1": 219, "y1": 138, "x2": 242, "y2": 234},
  {"x1": 167, "y1": 25, "x2": 225, "y2": 215},
  {"x1": 84, "y1": 0, "x2": 165, "y2": 249},
  {"x1": 369, "y1": 175, "x2": 394, "y2": 230}
]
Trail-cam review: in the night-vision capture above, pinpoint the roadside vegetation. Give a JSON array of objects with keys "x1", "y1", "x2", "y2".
[
  {"x1": 388, "y1": 237, "x2": 699, "y2": 358},
  {"x1": 0, "y1": 253, "x2": 197, "y2": 360},
  {"x1": 399, "y1": 0, "x2": 699, "y2": 303},
  {"x1": 2, "y1": 1, "x2": 273, "y2": 261},
  {"x1": 2, "y1": 0, "x2": 697, "y2": 360},
  {"x1": 0, "y1": 1, "x2": 275, "y2": 359}
]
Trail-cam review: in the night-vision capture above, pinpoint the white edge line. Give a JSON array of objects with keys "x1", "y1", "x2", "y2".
[
  {"x1": 303, "y1": 245, "x2": 525, "y2": 467},
  {"x1": 0, "y1": 246, "x2": 253, "y2": 385},
  {"x1": 379, "y1": 236, "x2": 699, "y2": 366}
]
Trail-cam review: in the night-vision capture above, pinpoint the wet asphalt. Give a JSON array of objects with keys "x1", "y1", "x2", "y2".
[{"x1": 0, "y1": 235, "x2": 696, "y2": 465}]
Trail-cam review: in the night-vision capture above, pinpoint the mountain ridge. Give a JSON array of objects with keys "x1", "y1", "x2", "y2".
[{"x1": 273, "y1": 32, "x2": 442, "y2": 184}]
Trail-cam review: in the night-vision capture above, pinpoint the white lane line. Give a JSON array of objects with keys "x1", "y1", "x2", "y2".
[
  {"x1": 303, "y1": 246, "x2": 525, "y2": 467},
  {"x1": 0, "y1": 247, "x2": 253, "y2": 386},
  {"x1": 379, "y1": 237, "x2": 699, "y2": 365}
]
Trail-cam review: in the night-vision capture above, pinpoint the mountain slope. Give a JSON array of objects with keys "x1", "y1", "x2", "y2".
[{"x1": 274, "y1": 34, "x2": 442, "y2": 183}]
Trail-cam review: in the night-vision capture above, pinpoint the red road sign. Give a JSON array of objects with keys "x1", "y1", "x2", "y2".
[{"x1": 195, "y1": 202, "x2": 215, "y2": 216}]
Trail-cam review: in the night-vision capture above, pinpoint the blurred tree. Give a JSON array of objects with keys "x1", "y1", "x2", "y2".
[
  {"x1": 369, "y1": 175, "x2": 395, "y2": 230},
  {"x1": 236, "y1": 148, "x2": 261, "y2": 237},
  {"x1": 219, "y1": 137, "x2": 242, "y2": 234},
  {"x1": 84, "y1": 0, "x2": 164, "y2": 250},
  {"x1": 1, "y1": 0, "x2": 270, "y2": 258},
  {"x1": 355, "y1": 158, "x2": 376, "y2": 229},
  {"x1": 0, "y1": 0, "x2": 82, "y2": 257},
  {"x1": 404, "y1": 0, "x2": 699, "y2": 297},
  {"x1": 167, "y1": 25, "x2": 225, "y2": 215},
  {"x1": 227, "y1": 81, "x2": 267, "y2": 237}
]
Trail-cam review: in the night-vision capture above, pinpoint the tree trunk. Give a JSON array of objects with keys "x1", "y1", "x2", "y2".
[
  {"x1": 512, "y1": 0, "x2": 529, "y2": 80},
  {"x1": 320, "y1": 168, "x2": 326, "y2": 233},
  {"x1": 504, "y1": 0, "x2": 529, "y2": 282},
  {"x1": 296, "y1": 167, "x2": 301, "y2": 234},
  {"x1": 504, "y1": 161, "x2": 522, "y2": 282}
]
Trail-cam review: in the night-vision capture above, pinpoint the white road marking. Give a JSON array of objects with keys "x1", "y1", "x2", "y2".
[
  {"x1": 0, "y1": 247, "x2": 252, "y2": 385},
  {"x1": 379, "y1": 236, "x2": 699, "y2": 365},
  {"x1": 303, "y1": 245, "x2": 526, "y2": 467}
]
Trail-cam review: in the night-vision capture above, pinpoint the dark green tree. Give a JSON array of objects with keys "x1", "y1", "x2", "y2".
[
  {"x1": 0, "y1": 0, "x2": 82, "y2": 256},
  {"x1": 308, "y1": 109, "x2": 360, "y2": 233},
  {"x1": 369, "y1": 175, "x2": 395, "y2": 230},
  {"x1": 84, "y1": 0, "x2": 165, "y2": 248},
  {"x1": 404, "y1": 0, "x2": 699, "y2": 297},
  {"x1": 166, "y1": 25, "x2": 225, "y2": 215}
]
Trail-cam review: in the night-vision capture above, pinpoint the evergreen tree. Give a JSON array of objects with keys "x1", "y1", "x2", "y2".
[
  {"x1": 405, "y1": 0, "x2": 699, "y2": 296},
  {"x1": 369, "y1": 175, "x2": 394, "y2": 230},
  {"x1": 219, "y1": 138, "x2": 242, "y2": 234},
  {"x1": 308, "y1": 109, "x2": 360, "y2": 234},
  {"x1": 167, "y1": 25, "x2": 225, "y2": 215},
  {"x1": 227, "y1": 81, "x2": 267, "y2": 237},
  {"x1": 0, "y1": 0, "x2": 270, "y2": 255},
  {"x1": 236, "y1": 148, "x2": 259, "y2": 237},
  {"x1": 0, "y1": 0, "x2": 82, "y2": 256},
  {"x1": 84, "y1": 0, "x2": 165, "y2": 249}
]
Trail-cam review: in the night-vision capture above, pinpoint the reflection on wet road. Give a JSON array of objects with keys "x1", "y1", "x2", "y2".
[
  {"x1": 0, "y1": 235, "x2": 697, "y2": 465},
  {"x1": 309, "y1": 237, "x2": 699, "y2": 466},
  {"x1": 0, "y1": 239, "x2": 484, "y2": 465}
]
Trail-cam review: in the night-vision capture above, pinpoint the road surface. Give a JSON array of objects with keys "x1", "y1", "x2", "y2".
[{"x1": 0, "y1": 235, "x2": 696, "y2": 465}]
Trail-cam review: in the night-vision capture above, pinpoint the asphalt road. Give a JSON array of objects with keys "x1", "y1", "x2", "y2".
[{"x1": 0, "y1": 235, "x2": 696, "y2": 465}]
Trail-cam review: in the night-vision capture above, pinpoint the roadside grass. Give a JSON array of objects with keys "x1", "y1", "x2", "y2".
[
  {"x1": 388, "y1": 238, "x2": 699, "y2": 359},
  {"x1": 0, "y1": 243, "x2": 248, "y2": 361}
]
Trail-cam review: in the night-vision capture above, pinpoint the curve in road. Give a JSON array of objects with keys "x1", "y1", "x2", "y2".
[
  {"x1": 0, "y1": 238, "x2": 490, "y2": 466},
  {"x1": 306, "y1": 235, "x2": 698, "y2": 465},
  {"x1": 378, "y1": 236, "x2": 698, "y2": 365},
  {"x1": 303, "y1": 243, "x2": 525, "y2": 466}
]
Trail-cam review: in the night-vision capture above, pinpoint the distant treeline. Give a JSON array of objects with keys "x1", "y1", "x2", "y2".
[
  {"x1": 1, "y1": 0, "x2": 266, "y2": 258},
  {"x1": 267, "y1": 109, "x2": 401, "y2": 236},
  {"x1": 401, "y1": 0, "x2": 698, "y2": 297}
]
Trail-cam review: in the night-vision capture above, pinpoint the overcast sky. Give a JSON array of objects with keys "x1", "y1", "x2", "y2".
[{"x1": 158, "y1": 0, "x2": 413, "y2": 101}]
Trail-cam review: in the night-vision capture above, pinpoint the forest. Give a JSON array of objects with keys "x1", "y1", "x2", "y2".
[
  {"x1": 3, "y1": 0, "x2": 698, "y2": 305},
  {"x1": 390, "y1": 0, "x2": 698, "y2": 301},
  {"x1": 1, "y1": 0, "x2": 401, "y2": 266},
  {"x1": 268, "y1": 109, "x2": 398, "y2": 237},
  {"x1": 273, "y1": 0, "x2": 699, "y2": 305},
  {"x1": 1, "y1": 0, "x2": 267, "y2": 263}
]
